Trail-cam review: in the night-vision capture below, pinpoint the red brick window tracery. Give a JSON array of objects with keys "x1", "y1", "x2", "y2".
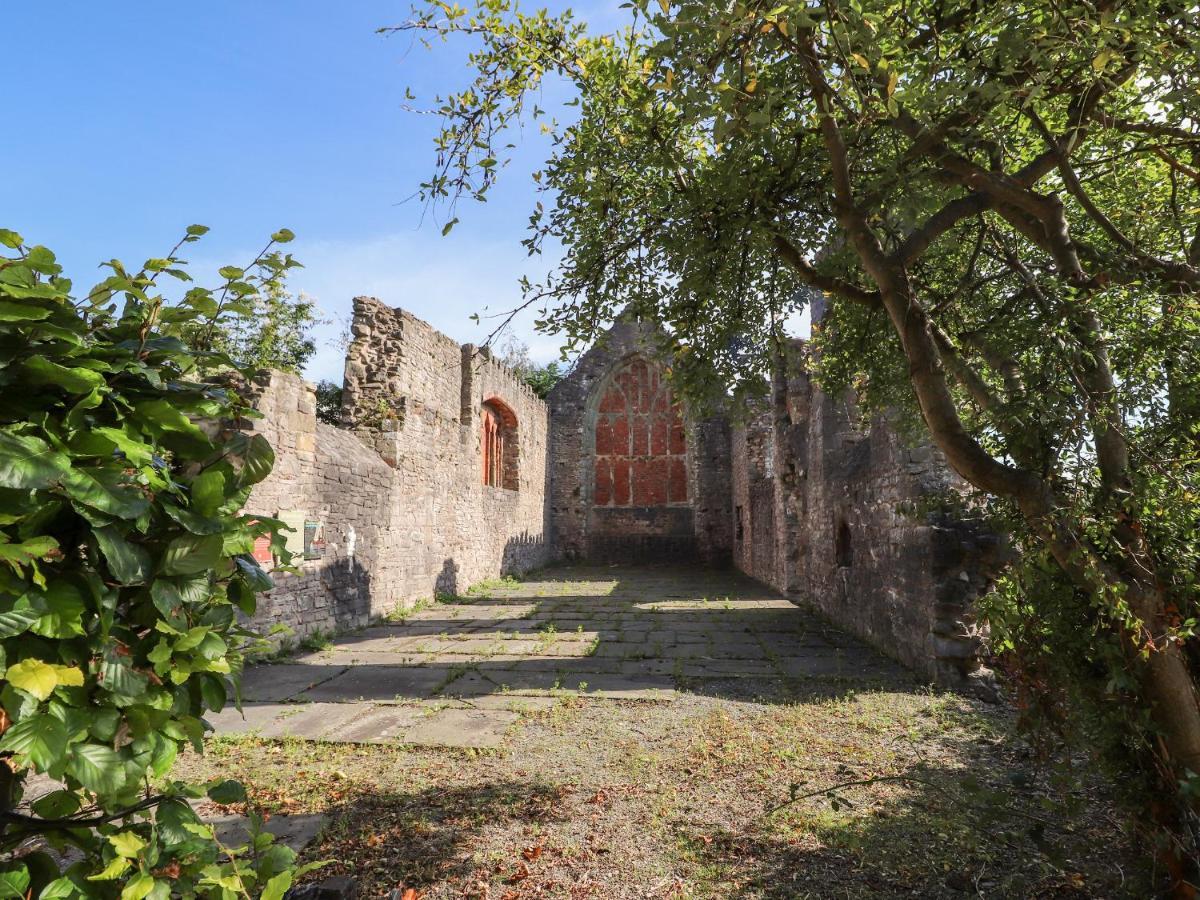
[{"x1": 593, "y1": 357, "x2": 688, "y2": 507}]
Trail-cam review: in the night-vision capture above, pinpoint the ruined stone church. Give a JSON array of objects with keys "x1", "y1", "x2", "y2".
[{"x1": 244, "y1": 295, "x2": 998, "y2": 690}]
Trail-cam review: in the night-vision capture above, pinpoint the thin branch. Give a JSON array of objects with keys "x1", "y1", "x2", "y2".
[{"x1": 1, "y1": 795, "x2": 167, "y2": 833}]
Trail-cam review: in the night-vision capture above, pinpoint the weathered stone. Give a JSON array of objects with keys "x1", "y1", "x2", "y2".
[
  {"x1": 730, "y1": 331, "x2": 1000, "y2": 687},
  {"x1": 238, "y1": 295, "x2": 994, "y2": 692}
]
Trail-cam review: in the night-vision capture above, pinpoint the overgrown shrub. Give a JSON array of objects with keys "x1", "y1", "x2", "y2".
[{"x1": 0, "y1": 225, "x2": 320, "y2": 898}]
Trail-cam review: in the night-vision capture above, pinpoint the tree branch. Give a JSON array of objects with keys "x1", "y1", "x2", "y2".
[
  {"x1": 773, "y1": 235, "x2": 880, "y2": 307},
  {"x1": 900, "y1": 193, "x2": 993, "y2": 264}
]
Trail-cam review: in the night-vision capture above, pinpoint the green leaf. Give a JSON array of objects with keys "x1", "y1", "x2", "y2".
[
  {"x1": 0, "y1": 535, "x2": 59, "y2": 571},
  {"x1": 0, "y1": 599, "x2": 44, "y2": 639},
  {"x1": 0, "y1": 228, "x2": 24, "y2": 248},
  {"x1": 199, "y1": 674, "x2": 228, "y2": 712},
  {"x1": 162, "y1": 502, "x2": 224, "y2": 535},
  {"x1": 271, "y1": 228, "x2": 295, "y2": 243},
  {"x1": 61, "y1": 468, "x2": 150, "y2": 520},
  {"x1": 0, "y1": 299, "x2": 52, "y2": 321},
  {"x1": 0, "y1": 431, "x2": 71, "y2": 490},
  {"x1": 108, "y1": 831, "x2": 147, "y2": 858},
  {"x1": 31, "y1": 790, "x2": 81, "y2": 820},
  {"x1": 120, "y1": 874, "x2": 154, "y2": 900},
  {"x1": 0, "y1": 714, "x2": 67, "y2": 771},
  {"x1": 234, "y1": 555, "x2": 273, "y2": 593},
  {"x1": 0, "y1": 865, "x2": 30, "y2": 900},
  {"x1": 186, "y1": 224, "x2": 210, "y2": 236},
  {"x1": 237, "y1": 434, "x2": 274, "y2": 488},
  {"x1": 160, "y1": 533, "x2": 223, "y2": 576},
  {"x1": 67, "y1": 742, "x2": 124, "y2": 794},
  {"x1": 94, "y1": 526, "x2": 152, "y2": 584},
  {"x1": 93, "y1": 427, "x2": 154, "y2": 466},
  {"x1": 442, "y1": 218, "x2": 460, "y2": 236},
  {"x1": 131, "y1": 399, "x2": 212, "y2": 448},
  {"x1": 155, "y1": 798, "x2": 201, "y2": 846},
  {"x1": 174, "y1": 626, "x2": 210, "y2": 652},
  {"x1": 206, "y1": 779, "x2": 247, "y2": 804},
  {"x1": 99, "y1": 657, "x2": 147, "y2": 699},
  {"x1": 22, "y1": 357, "x2": 106, "y2": 394},
  {"x1": 150, "y1": 575, "x2": 211, "y2": 621},
  {"x1": 29, "y1": 580, "x2": 86, "y2": 638},
  {"x1": 85, "y1": 856, "x2": 130, "y2": 882},
  {"x1": 190, "y1": 469, "x2": 226, "y2": 516},
  {"x1": 260, "y1": 871, "x2": 293, "y2": 900}
]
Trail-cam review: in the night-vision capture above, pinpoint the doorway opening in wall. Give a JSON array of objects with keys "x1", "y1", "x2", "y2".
[
  {"x1": 836, "y1": 519, "x2": 853, "y2": 568},
  {"x1": 482, "y1": 398, "x2": 519, "y2": 490}
]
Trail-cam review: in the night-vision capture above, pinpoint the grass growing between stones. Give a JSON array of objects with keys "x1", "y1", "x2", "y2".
[{"x1": 179, "y1": 683, "x2": 1152, "y2": 898}]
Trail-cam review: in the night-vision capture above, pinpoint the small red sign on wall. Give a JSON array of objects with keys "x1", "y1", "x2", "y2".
[
  {"x1": 249, "y1": 520, "x2": 273, "y2": 564},
  {"x1": 252, "y1": 535, "x2": 273, "y2": 564}
]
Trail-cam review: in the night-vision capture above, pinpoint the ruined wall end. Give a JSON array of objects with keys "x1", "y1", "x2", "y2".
[
  {"x1": 340, "y1": 297, "x2": 550, "y2": 598},
  {"x1": 239, "y1": 297, "x2": 551, "y2": 641},
  {"x1": 240, "y1": 372, "x2": 398, "y2": 639}
]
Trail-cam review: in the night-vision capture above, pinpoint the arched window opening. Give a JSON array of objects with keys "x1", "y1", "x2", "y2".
[
  {"x1": 836, "y1": 519, "x2": 853, "y2": 569},
  {"x1": 481, "y1": 398, "x2": 519, "y2": 490},
  {"x1": 592, "y1": 356, "x2": 688, "y2": 507}
]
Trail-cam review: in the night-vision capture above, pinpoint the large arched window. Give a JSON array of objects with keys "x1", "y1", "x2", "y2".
[
  {"x1": 593, "y1": 356, "x2": 687, "y2": 507},
  {"x1": 481, "y1": 398, "x2": 519, "y2": 490}
]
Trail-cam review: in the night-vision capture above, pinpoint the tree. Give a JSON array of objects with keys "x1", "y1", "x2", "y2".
[
  {"x1": 315, "y1": 380, "x2": 344, "y2": 425},
  {"x1": 394, "y1": 0, "x2": 1200, "y2": 876},
  {"x1": 496, "y1": 335, "x2": 565, "y2": 398},
  {"x1": 521, "y1": 361, "x2": 563, "y2": 399},
  {"x1": 0, "y1": 225, "x2": 321, "y2": 897},
  {"x1": 188, "y1": 280, "x2": 322, "y2": 374}
]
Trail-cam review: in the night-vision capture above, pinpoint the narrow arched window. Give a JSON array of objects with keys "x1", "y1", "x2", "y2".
[
  {"x1": 481, "y1": 398, "x2": 519, "y2": 490},
  {"x1": 836, "y1": 520, "x2": 853, "y2": 568}
]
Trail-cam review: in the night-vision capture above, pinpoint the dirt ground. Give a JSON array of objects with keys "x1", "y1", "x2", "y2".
[{"x1": 178, "y1": 566, "x2": 1154, "y2": 898}]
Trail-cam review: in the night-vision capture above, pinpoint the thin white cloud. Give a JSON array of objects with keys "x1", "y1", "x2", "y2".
[{"x1": 282, "y1": 231, "x2": 565, "y2": 383}]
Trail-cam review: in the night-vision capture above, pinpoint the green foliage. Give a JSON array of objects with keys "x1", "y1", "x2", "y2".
[
  {"x1": 521, "y1": 361, "x2": 563, "y2": 399},
  {"x1": 0, "y1": 225, "x2": 310, "y2": 897},
  {"x1": 400, "y1": 0, "x2": 1200, "y2": 864},
  {"x1": 189, "y1": 281, "x2": 322, "y2": 375},
  {"x1": 495, "y1": 335, "x2": 564, "y2": 398},
  {"x1": 314, "y1": 381, "x2": 343, "y2": 426}
]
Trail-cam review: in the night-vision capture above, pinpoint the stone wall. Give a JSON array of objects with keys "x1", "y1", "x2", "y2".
[
  {"x1": 546, "y1": 314, "x2": 733, "y2": 565},
  {"x1": 730, "y1": 340, "x2": 1002, "y2": 691},
  {"x1": 240, "y1": 297, "x2": 550, "y2": 641},
  {"x1": 239, "y1": 372, "x2": 396, "y2": 639},
  {"x1": 241, "y1": 293, "x2": 994, "y2": 689}
]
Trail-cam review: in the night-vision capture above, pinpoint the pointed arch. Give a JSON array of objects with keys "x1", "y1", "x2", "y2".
[{"x1": 591, "y1": 355, "x2": 688, "y2": 507}]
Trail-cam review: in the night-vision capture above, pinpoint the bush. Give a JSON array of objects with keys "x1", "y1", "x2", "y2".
[{"x1": 0, "y1": 225, "x2": 319, "y2": 898}]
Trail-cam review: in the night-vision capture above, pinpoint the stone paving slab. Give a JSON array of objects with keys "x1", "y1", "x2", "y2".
[
  {"x1": 213, "y1": 565, "x2": 911, "y2": 749},
  {"x1": 297, "y1": 665, "x2": 450, "y2": 702},
  {"x1": 210, "y1": 813, "x2": 328, "y2": 852},
  {"x1": 208, "y1": 700, "x2": 517, "y2": 748},
  {"x1": 240, "y1": 664, "x2": 346, "y2": 702}
]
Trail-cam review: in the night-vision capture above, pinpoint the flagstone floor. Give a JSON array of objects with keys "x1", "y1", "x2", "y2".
[{"x1": 210, "y1": 565, "x2": 908, "y2": 749}]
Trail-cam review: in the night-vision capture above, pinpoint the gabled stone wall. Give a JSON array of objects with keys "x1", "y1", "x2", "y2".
[{"x1": 546, "y1": 315, "x2": 733, "y2": 564}]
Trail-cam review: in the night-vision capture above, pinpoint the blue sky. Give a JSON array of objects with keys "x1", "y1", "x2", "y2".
[{"x1": 2, "y1": 2, "x2": 619, "y2": 382}]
